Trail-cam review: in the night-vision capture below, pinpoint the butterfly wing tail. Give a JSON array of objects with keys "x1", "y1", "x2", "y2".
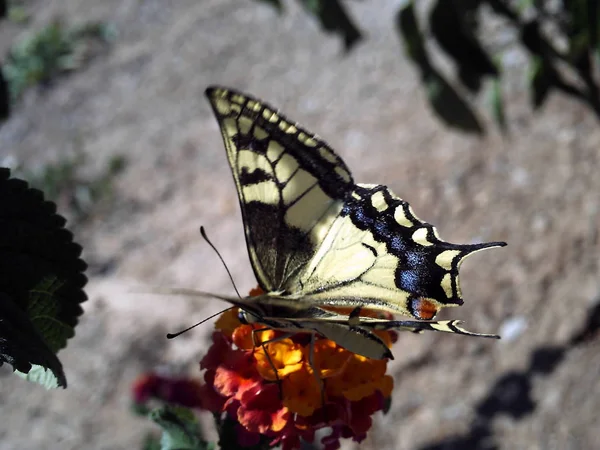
[{"x1": 378, "y1": 319, "x2": 500, "y2": 339}]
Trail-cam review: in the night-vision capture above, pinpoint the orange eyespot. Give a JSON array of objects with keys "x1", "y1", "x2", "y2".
[{"x1": 409, "y1": 297, "x2": 438, "y2": 320}]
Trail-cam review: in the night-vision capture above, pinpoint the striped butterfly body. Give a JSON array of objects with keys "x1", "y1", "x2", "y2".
[{"x1": 201, "y1": 86, "x2": 505, "y2": 360}]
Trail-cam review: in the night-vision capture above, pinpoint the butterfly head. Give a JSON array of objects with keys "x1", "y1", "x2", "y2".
[{"x1": 237, "y1": 308, "x2": 260, "y2": 325}]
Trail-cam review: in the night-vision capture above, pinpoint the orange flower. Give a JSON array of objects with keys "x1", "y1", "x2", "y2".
[
  {"x1": 281, "y1": 366, "x2": 323, "y2": 416},
  {"x1": 254, "y1": 337, "x2": 305, "y2": 380},
  {"x1": 311, "y1": 339, "x2": 352, "y2": 378},
  {"x1": 214, "y1": 307, "x2": 241, "y2": 338}
]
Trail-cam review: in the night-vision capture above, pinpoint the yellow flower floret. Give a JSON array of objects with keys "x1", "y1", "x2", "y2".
[
  {"x1": 282, "y1": 366, "x2": 323, "y2": 416},
  {"x1": 254, "y1": 337, "x2": 305, "y2": 380}
]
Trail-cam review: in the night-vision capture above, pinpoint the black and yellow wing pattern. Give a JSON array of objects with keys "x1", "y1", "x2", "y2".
[{"x1": 204, "y1": 86, "x2": 505, "y2": 358}]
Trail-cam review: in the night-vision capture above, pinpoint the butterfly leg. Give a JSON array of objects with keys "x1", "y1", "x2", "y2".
[
  {"x1": 307, "y1": 332, "x2": 329, "y2": 422},
  {"x1": 251, "y1": 327, "x2": 295, "y2": 400}
]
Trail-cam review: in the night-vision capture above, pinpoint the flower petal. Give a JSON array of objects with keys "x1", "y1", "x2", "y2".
[{"x1": 282, "y1": 367, "x2": 323, "y2": 416}]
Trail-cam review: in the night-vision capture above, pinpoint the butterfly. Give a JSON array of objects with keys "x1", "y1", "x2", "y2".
[{"x1": 190, "y1": 86, "x2": 506, "y2": 361}]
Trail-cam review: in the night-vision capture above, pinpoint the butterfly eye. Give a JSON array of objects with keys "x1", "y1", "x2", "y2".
[{"x1": 238, "y1": 310, "x2": 249, "y2": 324}]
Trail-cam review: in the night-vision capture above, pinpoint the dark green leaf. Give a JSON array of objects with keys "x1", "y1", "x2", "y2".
[
  {"x1": 150, "y1": 406, "x2": 213, "y2": 450},
  {"x1": 299, "y1": 0, "x2": 362, "y2": 51},
  {"x1": 487, "y1": 0, "x2": 520, "y2": 23},
  {"x1": 520, "y1": 20, "x2": 546, "y2": 57},
  {"x1": 383, "y1": 395, "x2": 393, "y2": 415},
  {"x1": 563, "y1": 0, "x2": 596, "y2": 73},
  {"x1": 216, "y1": 414, "x2": 271, "y2": 450},
  {"x1": 0, "y1": 68, "x2": 9, "y2": 121},
  {"x1": 0, "y1": 168, "x2": 88, "y2": 388},
  {"x1": 142, "y1": 433, "x2": 162, "y2": 450},
  {"x1": 396, "y1": 1, "x2": 430, "y2": 69},
  {"x1": 489, "y1": 77, "x2": 507, "y2": 133},
  {"x1": 429, "y1": 0, "x2": 497, "y2": 93},
  {"x1": 425, "y1": 71, "x2": 484, "y2": 134},
  {"x1": 1, "y1": 292, "x2": 65, "y2": 388},
  {"x1": 529, "y1": 56, "x2": 552, "y2": 108},
  {"x1": 591, "y1": 0, "x2": 600, "y2": 51}
]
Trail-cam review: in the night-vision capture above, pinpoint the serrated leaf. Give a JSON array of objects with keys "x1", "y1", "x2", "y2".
[
  {"x1": 0, "y1": 292, "x2": 66, "y2": 387},
  {"x1": 425, "y1": 71, "x2": 484, "y2": 135},
  {"x1": 0, "y1": 168, "x2": 87, "y2": 388},
  {"x1": 299, "y1": 0, "x2": 362, "y2": 51},
  {"x1": 15, "y1": 364, "x2": 62, "y2": 389},
  {"x1": 150, "y1": 406, "x2": 213, "y2": 450}
]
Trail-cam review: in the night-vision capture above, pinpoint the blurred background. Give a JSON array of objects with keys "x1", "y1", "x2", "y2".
[{"x1": 1, "y1": 0, "x2": 599, "y2": 449}]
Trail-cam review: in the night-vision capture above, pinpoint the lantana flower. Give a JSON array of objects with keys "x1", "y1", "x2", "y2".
[{"x1": 200, "y1": 288, "x2": 395, "y2": 450}]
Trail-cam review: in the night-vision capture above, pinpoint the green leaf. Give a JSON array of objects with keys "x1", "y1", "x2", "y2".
[
  {"x1": 7, "y1": 4, "x2": 30, "y2": 24},
  {"x1": 0, "y1": 68, "x2": 9, "y2": 120},
  {"x1": 425, "y1": 71, "x2": 483, "y2": 135},
  {"x1": 0, "y1": 168, "x2": 88, "y2": 388},
  {"x1": 429, "y1": 0, "x2": 497, "y2": 93},
  {"x1": 15, "y1": 364, "x2": 62, "y2": 389},
  {"x1": 3, "y1": 18, "x2": 114, "y2": 101},
  {"x1": 29, "y1": 276, "x2": 75, "y2": 352},
  {"x1": 489, "y1": 77, "x2": 507, "y2": 133},
  {"x1": 529, "y1": 56, "x2": 552, "y2": 109},
  {"x1": 0, "y1": 292, "x2": 66, "y2": 387},
  {"x1": 520, "y1": 20, "x2": 545, "y2": 57},
  {"x1": 563, "y1": 0, "x2": 597, "y2": 74},
  {"x1": 215, "y1": 414, "x2": 271, "y2": 450},
  {"x1": 396, "y1": 2, "x2": 482, "y2": 134},
  {"x1": 150, "y1": 406, "x2": 213, "y2": 450},
  {"x1": 396, "y1": 1, "x2": 430, "y2": 69},
  {"x1": 142, "y1": 433, "x2": 162, "y2": 450},
  {"x1": 299, "y1": 0, "x2": 362, "y2": 51}
]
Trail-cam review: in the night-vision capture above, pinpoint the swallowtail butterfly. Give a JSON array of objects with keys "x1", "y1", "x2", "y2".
[{"x1": 194, "y1": 86, "x2": 505, "y2": 360}]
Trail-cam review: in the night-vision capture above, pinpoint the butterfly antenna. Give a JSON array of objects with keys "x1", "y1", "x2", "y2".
[
  {"x1": 200, "y1": 225, "x2": 242, "y2": 299},
  {"x1": 166, "y1": 307, "x2": 235, "y2": 339}
]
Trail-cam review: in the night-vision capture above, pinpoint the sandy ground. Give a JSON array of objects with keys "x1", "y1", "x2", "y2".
[{"x1": 1, "y1": 1, "x2": 599, "y2": 449}]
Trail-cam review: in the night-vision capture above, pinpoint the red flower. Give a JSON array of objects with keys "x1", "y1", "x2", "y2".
[{"x1": 132, "y1": 373, "x2": 204, "y2": 408}]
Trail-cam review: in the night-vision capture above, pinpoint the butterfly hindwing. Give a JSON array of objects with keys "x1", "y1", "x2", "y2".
[{"x1": 293, "y1": 184, "x2": 504, "y2": 319}]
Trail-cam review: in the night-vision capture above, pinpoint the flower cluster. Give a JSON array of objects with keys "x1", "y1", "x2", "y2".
[
  {"x1": 133, "y1": 289, "x2": 396, "y2": 450},
  {"x1": 197, "y1": 290, "x2": 395, "y2": 450}
]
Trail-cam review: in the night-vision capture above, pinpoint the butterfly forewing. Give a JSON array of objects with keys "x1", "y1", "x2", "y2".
[{"x1": 206, "y1": 87, "x2": 354, "y2": 291}]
